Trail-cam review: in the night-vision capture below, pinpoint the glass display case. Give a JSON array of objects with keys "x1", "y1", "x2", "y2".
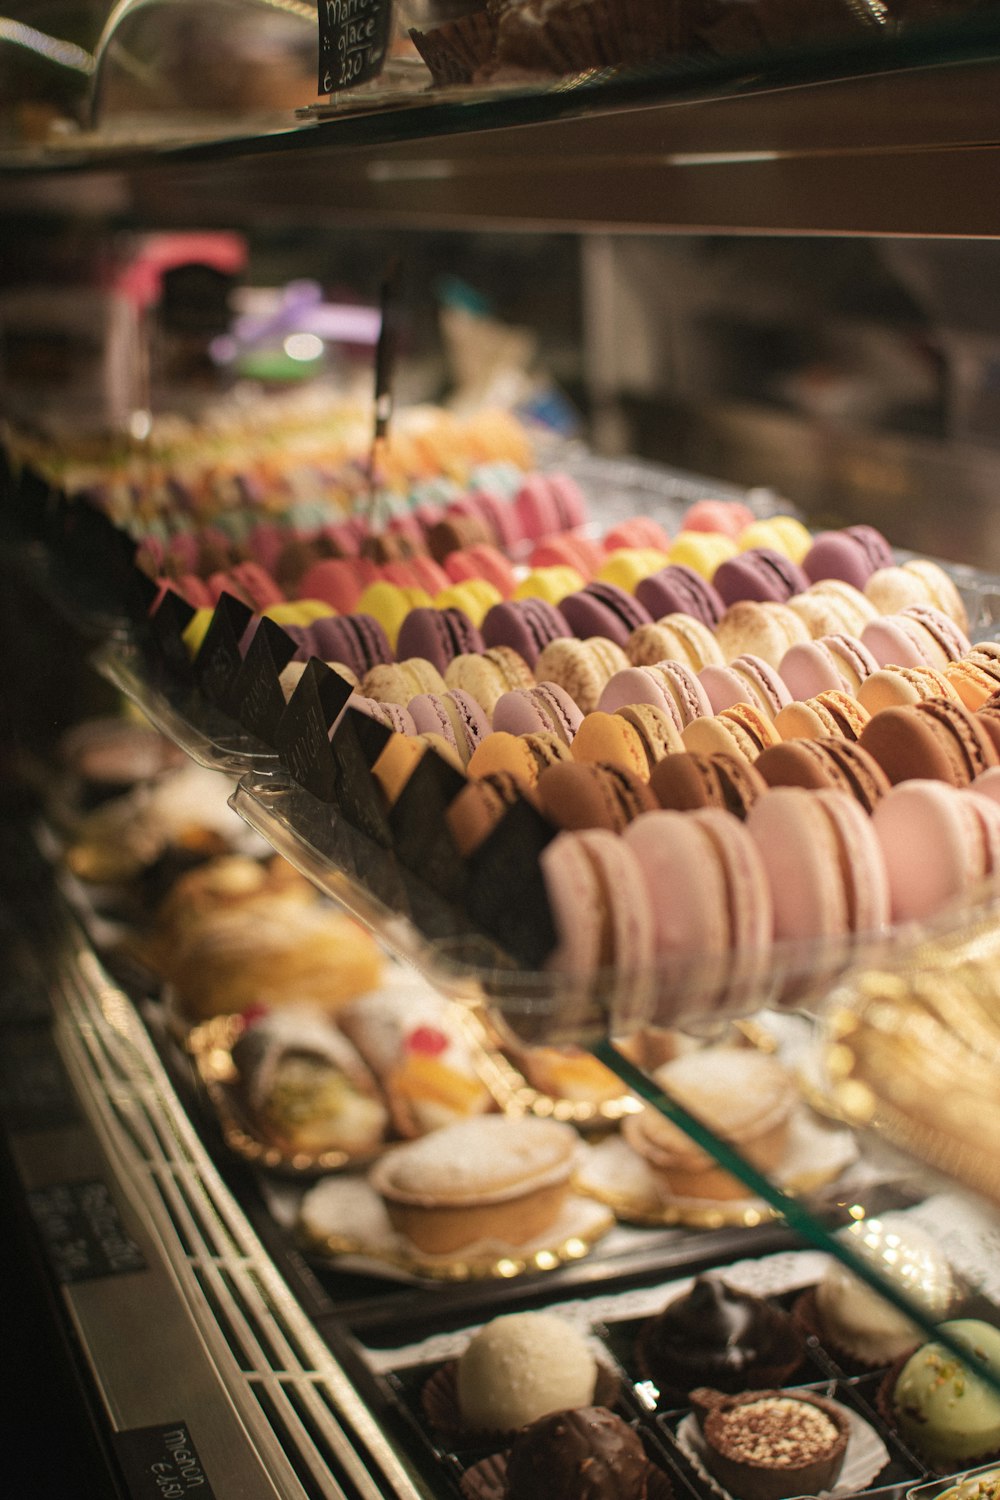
[{"x1": 6, "y1": 19, "x2": 1000, "y2": 1500}]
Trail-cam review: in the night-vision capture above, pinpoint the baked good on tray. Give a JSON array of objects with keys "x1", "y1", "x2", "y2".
[
  {"x1": 884, "y1": 1319, "x2": 1000, "y2": 1470},
  {"x1": 622, "y1": 1049, "x2": 796, "y2": 1201},
  {"x1": 446, "y1": 1310, "x2": 601, "y2": 1434},
  {"x1": 794, "y1": 1211, "x2": 960, "y2": 1369},
  {"x1": 462, "y1": 1406, "x2": 658, "y2": 1500},
  {"x1": 691, "y1": 1386, "x2": 849, "y2": 1500},
  {"x1": 635, "y1": 1276, "x2": 804, "y2": 1405},
  {"x1": 230, "y1": 1008, "x2": 388, "y2": 1156},
  {"x1": 336, "y1": 988, "x2": 494, "y2": 1135},
  {"x1": 368, "y1": 1114, "x2": 577, "y2": 1255}
]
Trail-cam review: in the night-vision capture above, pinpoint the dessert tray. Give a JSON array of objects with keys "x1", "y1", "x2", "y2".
[{"x1": 292, "y1": 1174, "x2": 616, "y2": 1283}]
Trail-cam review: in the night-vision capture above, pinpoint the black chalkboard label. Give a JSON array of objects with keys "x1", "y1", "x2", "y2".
[
  {"x1": 466, "y1": 800, "x2": 558, "y2": 968},
  {"x1": 330, "y1": 709, "x2": 393, "y2": 845},
  {"x1": 229, "y1": 617, "x2": 296, "y2": 741},
  {"x1": 114, "y1": 1421, "x2": 217, "y2": 1499},
  {"x1": 276, "y1": 659, "x2": 352, "y2": 801},
  {"x1": 148, "y1": 589, "x2": 198, "y2": 680},
  {"x1": 390, "y1": 751, "x2": 467, "y2": 896},
  {"x1": 28, "y1": 1179, "x2": 146, "y2": 1284},
  {"x1": 194, "y1": 593, "x2": 252, "y2": 705},
  {"x1": 318, "y1": 0, "x2": 394, "y2": 94}
]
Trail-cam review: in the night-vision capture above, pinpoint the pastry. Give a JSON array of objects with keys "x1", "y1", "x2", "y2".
[
  {"x1": 512, "y1": 1043, "x2": 631, "y2": 1105},
  {"x1": 636, "y1": 1276, "x2": 804, "y2": 1405},
  {"x1": 801, "y1": 1212, "x2": 959, "y2": 1368},
  {"x1": 754, "y1": 737, "x2": 890, "y2": 813},
  {"x1": 624, "y1": 810, "x2": 773, "y2": 992},
  {"x1": 625, "y1": 614, "x2": 724, "y2": 672},
  {"x1": 540, "y1": 826, "x2": 655, "y2": 986},
  {"x1": 935, "y1": 1467, "x2": 1000, "y2": 1500},
  {"x1": 367, "y1": 1115, "x2": 578, "y2": 1255},
  {"x1": 481, "y1": 598, "x2": 571, "y2": 669},
  {"x1": 395, "y1": 605, "x2": 484, "y2": 673},
  {"x1": 536, "y1": 761, "x2": 658, "y2": 832},
  {"x1": 230, "y1": 1008, "x2": 388, "y2": 1156},
  {"x1": 153, "y1": 902, "x2": 383, "y2": 1022},
  {"x1": 452, "y1": 1311, "x2": 599, "y2": 1432},
  {"x1": 694, "y1": 1387, "x2": 849, "y2": 1500},
  {"x1": 501, "y1": 1407, "x2": 651, "y2": 1500},
  {"x1": 622, "y1": 1049, "x2": 795, "y2": 1201},
  {"x1": 492, "y1": 683, "x2": 582, "y2": 744},
  {"x1": 889, "y1": 1319, "x2": 1000, "y2": 1468},
  {"x1": 802, "y1": 524, "x2": 894, "y2": 587},
  {"x1": 337, "y1": 988, "x2": 493, "y2": 1136},
  {"x1": 738, "y1": 515, "x2": 813, "y2": 563},
  {"x1": 634, "y1": 563, "x2": 725, "y2": 626}
]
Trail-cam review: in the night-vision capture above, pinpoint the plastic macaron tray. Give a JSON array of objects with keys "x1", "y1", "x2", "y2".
[{"x1": 90, "y1": 454, "x2": 1000, "y2": 1044}]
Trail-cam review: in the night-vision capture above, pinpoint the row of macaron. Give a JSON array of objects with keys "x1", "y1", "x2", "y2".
[
  {"x1": 160, "y1": 506, "x2": 899, "y2": 638},
  {"x1": 283, "y1": 610, "x2": 1000, "y2": 785},
  {"x1": 193, "y1": 551, "x2": 969, "y2": 704}
]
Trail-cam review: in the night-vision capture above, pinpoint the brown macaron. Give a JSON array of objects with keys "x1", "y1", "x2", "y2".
[
  {"x1": 650, "y1": 751, "x2": 767, "y2": 820},
  {"x1": 536, "y1": 760, "x2": 657, "y2": 832},
  {"x1": 859, "y1": 695, "x2": 999, "y2": 786},
  {"x1": 756, "y1": 737, "x2": 891, "y2": 813},
  {"x1": 446, "y1": 771, "x2": 538, "y2": 857}
]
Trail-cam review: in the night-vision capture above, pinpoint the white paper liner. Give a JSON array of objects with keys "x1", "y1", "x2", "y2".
[
  {"x1": 675, "y1": 1398, "x2": 890, "y2": 1500},
  {"x1": 575, "y1": 1107, "x2": 859, "y2": 1226}
]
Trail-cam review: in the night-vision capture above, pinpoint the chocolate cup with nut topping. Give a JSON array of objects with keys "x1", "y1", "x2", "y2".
[{"x1": 692, "y1": 1387, "x2": 850, "y2": 1500}]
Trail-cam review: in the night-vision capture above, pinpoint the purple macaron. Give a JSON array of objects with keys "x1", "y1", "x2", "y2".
[
  {"x1": 559, "y1": 582, "x2": 652, "y2": 648},
  {"x1": 395, "y1": 606, "x2": 484, "y2": 675},
  {"x1": 802, "y1": 525, "x2": 894, "y2": 588},
  {"x1": 713, "y1": 548, "x2": 808, "y2": 606},
  {"x1": 292, "y1": 614, "x2": 394, "y2": 677},
  {"x1": 634, "y1": 564, "x2": 726, "y2": 628},
  {"x1": 481, "y1": 598, "x2": 570, "y2": 668}
]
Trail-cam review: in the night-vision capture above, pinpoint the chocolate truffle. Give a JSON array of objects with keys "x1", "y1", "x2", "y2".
[
  {"x1": 637, "y1": 1277, "x2": 803, "y2": 1405},
  {"x1": 455, "y1": 1312, "x2": 598, "y2": 1433},
  {"x1": 892, "y1": 1319, "x2": 1000, "y2": 1469},
  {"x1": 505, "y1": 1407, "x2": 648, "y2": 1500}
]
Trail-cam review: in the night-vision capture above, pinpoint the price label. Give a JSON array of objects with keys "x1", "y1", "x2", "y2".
[
  {"x1": 114, "y1": 1422, "x2": 217, "y2": 1499},
  {"x1": 28, "y1": 1179, "x2": 146, "y2": 1284},
  {"x1": 318, "y1": 0, "x2": 394, "y2": 94}
]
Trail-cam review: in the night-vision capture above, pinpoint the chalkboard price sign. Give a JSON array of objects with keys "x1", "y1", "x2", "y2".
[{"x1": 318, "y1": 0, "x2": 394, "y2": 94}]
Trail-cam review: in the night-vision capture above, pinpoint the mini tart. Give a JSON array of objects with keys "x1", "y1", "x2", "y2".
[
  {"x1": 368, "y1": 1116, "x2": 577, "y2": 1255},
  {"x1": 622, "y1": 1049, "x2": 796, "y2": 1201},
  {"x1": 878, "y1": 1321, "x2": 1000, "y2": 1472},
  {"x1": 694, "y1": 1387, "x2": 849, "y2": 1500}
]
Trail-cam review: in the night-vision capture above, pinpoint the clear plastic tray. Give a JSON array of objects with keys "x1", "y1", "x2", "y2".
[
  {"x1": 230, "y1": 769, "x2": 1000, "y2": 1048},
  {"x1": 93, "y1": 639, "x2": 280, "y2": 777}
]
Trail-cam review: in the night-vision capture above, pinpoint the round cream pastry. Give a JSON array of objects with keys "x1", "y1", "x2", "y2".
[
  {"x1": 815, "y1": 1213, "x2": 958, "y2": 1364},
  {"x1": 455, "y1": 1312, "x2": 598, "y2": 1432}
]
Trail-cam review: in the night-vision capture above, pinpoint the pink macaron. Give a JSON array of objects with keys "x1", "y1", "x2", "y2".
[
  {"x1": 681, "y1": 498, "x2": 756, "y2": 538},
  {"x1": 872, "y1": 779, "x2": 1000, "y2": 922},
  {"x1": 747, "y1": 785, "x2": 890, "y2": 941},
  {"x1": 699, "y1": 655, "x2": 792, "y2": 719},
  {"x1": 540, "y1": 826, "x2": 655, "y2": 984},
  {"x1": 597, "y1": 663, "x2": 711, "y2": 727},
  {"x1": 779, "y1": 634, "x2": 879, "y2": 699}
]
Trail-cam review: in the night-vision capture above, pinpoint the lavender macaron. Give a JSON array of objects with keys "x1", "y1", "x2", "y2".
[{"x1": 635, "y1": 564, "x2": 726, "y2": 628}]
